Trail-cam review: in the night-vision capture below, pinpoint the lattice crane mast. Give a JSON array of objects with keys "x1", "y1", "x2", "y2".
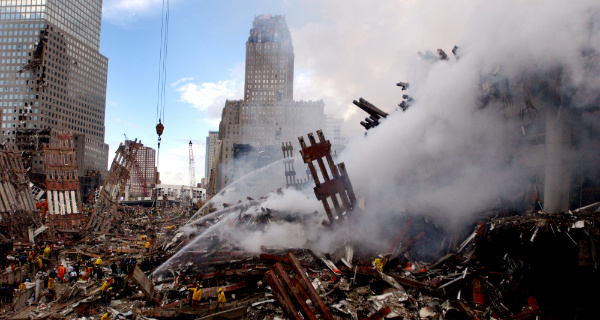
[{"x1": 189, "y1": 141, "x2": 196, "y2": 188}]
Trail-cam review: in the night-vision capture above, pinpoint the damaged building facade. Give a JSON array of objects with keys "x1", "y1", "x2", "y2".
[{"x1": 0, "y1": 0, "x2": 110, "y2": 195}]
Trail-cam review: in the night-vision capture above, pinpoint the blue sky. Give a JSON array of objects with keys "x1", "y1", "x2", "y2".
[{"x1": 98, "y1": 0, "x2": 467, "y2": 184}]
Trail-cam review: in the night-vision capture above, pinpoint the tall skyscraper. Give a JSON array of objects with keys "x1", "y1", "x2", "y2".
[
  {"x1": 244, "y1": 14, "x2": 294, "y2": 102},
  {"x1": 205, "y1": 130, "x2": 219, "y2": 178},
  {"x1": 215, "y1": 15, "x2": 325, "y2": 191},
  {"x1": 0, "y1": 0, "x2": 109, "y2": 178}
]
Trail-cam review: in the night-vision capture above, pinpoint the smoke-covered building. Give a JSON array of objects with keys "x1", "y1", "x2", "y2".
[
  {"x1": 480, "y1": 65, "x2": 600, "y2": 213},
  {"x1": 215, "y1": 15, "x2": 326, "y2": 191}
]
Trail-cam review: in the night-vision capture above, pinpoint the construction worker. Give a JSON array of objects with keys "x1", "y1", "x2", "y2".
[
  {"x1": 189, "y1": 284, "x2": 202, "y2": 307},
  {"x1": 218, "y1": 287, "x2": 226, "y2": 303},
  {"x1": 43, "y1": 246, "x2": 51, "y2": 259},
  {"x1": 145, "y1": 241, "x2": 151, "y2": 253},
  {"x1": 101, "y1": 280, "x2": 109, "y2": 292},
  {"x1": 57, "y1": 264, "x2": 66, "y2": 282},
  {"x1": 37, "y1": 256, "x2": 43, "y2": 271},
  {"x1": 47, "y1": 276, "x2": 56, "y2": 300},
  {"x1": 101, "y1": 280, "x2": 110, "y2": 305},
  {"x1": 140, "y1": 235, "x2": 147, "y2": 241}
]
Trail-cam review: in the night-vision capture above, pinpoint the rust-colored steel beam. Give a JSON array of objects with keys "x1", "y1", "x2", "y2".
[
  {"x1": 265, "y1": 270, "x2": 303, "y2": 320},
  {"x1": 299, "y1": 130, "x2": 357, "y2": 224},
  {"x1": 299, "y1": 135, "x2": 333, "y2": 222},
  {"x1": 286, "y1": 252, "x2": 334, "y2": 320},
  {"x1": 273, "y1": 263, "x2": 318, "y2": 320},
  {"x1": 308, "y1": 133, "x2": 343, "y2": 215}
]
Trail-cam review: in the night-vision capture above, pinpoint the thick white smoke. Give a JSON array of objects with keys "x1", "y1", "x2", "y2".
[{"x1": 339, "y1": 0, "x2": 600, "y2": 232}]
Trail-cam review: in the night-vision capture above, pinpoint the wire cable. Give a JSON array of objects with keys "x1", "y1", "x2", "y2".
[{"x1": 155, "y1": 0, "x2": 170, "y2": 167}]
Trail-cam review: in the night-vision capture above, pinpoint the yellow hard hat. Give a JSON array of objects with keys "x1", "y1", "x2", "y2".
[{"x1": 218, "y1": 288, "x2": 223, "y2": 292}]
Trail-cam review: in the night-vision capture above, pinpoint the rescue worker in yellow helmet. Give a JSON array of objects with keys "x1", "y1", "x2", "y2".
[
  {"x1": 145, "y1": 241, "x2": 151, "y2": 253},
  {"x1": 218, "y1": 287, "x2": 226, "y2": 303},
  {"x1": 101, "y1": 280, "x2": 109, "y2": 292},
  {"x1": 43, "y1": 246, "x2": 51, "y2": 259},
  {"x1": 189, "y1": 284, "x2": 202, "y2": 307}
]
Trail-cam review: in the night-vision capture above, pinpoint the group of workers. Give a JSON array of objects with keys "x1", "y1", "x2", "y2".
[{"x1": 188, "y1": 283, "x2": 226, "y2": 308}]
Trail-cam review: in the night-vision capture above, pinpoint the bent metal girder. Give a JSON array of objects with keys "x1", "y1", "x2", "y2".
[{"x1": 298, "y1": 130, "x2": 356, "y2": 225}]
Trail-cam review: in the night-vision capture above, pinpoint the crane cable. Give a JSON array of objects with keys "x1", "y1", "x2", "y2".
[{"x1": 155, "y1": 0, "x2": 170, "y2": 167}]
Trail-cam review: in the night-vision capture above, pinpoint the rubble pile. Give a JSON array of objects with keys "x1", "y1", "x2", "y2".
[
  {"x1": 1, "y1": 184, "x2": 599, "y2": 320},
  {"x1": 0, "y1": 131, "x2": 598, "y2": 320},
  {"x1": 148, "y1": 200, "x2": 600, "y2": 320}
]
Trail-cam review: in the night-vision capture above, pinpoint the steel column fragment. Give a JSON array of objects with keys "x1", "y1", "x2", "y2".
[
  {"x1": 65, "y1": 191, "x2": 72, "y2": 214},
  {"x1": 299, "y1": 133, "x2": 334, "y2": 222},
  {"x1": 70, "y1": 191, "x2": 78, "y2": 213},
  {"x1": 286, "y1": 252, "x2": 334, "y2": 320},
  {"x1": 308, "y1": 132, "x2": 343, "y2": 216},
  {"x1": 47, "y1": 192, "x2": 54, "y2": 215},
  {"x1": 53, "y1": 191, "x2": 59, "y2": 216},
  {"x1": 0, "y1": 185, "x2": 5, "y2": 213},
  {"x1": 282, "y1": 141, "x2": 310, "y2": 189},
  {"x1": 272, "y1": 263, "x2": 318, "y2": 320},
  {"x1": 265, "y1": 270, "x2": 303, "y2": 320},
  {"x1": 0, "y1": 183, "x2": 9, "y2": 212},
  {"x1": 299, "y1": 130, "x2": 357, "y2": 224}
]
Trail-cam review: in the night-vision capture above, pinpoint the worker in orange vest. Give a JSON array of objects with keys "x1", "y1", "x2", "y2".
[{"x1": 57, "y1": 265, "x2": 66, "y2": 282}]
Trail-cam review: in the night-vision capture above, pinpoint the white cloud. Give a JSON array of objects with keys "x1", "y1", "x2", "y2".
[
  {"x1": 175, "y1": 80, "x2": 236, "y2": 110},
  {"x1": 102, "y1": 0, "x2": 166, "y2": 23},
  {"x1": 171, "y1": 77, "x2": 194, "y2": 87},
  {"x1": 173, "y1": 65, "x2": 244, "y2": 121}
]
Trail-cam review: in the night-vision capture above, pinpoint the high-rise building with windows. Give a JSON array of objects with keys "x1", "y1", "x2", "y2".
[
  {"x1": 215, "y1": 15, "x2": 326, "y2": 191},
  {"x1": 244, "y1": 14, "x2": 294, "y2": 102},
  {"x1": 0, "y1": 0, "x2": 109, "y2": 179},
  {"x1": 205, "y1": 130, "x2": 219, "y2": 178}
]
